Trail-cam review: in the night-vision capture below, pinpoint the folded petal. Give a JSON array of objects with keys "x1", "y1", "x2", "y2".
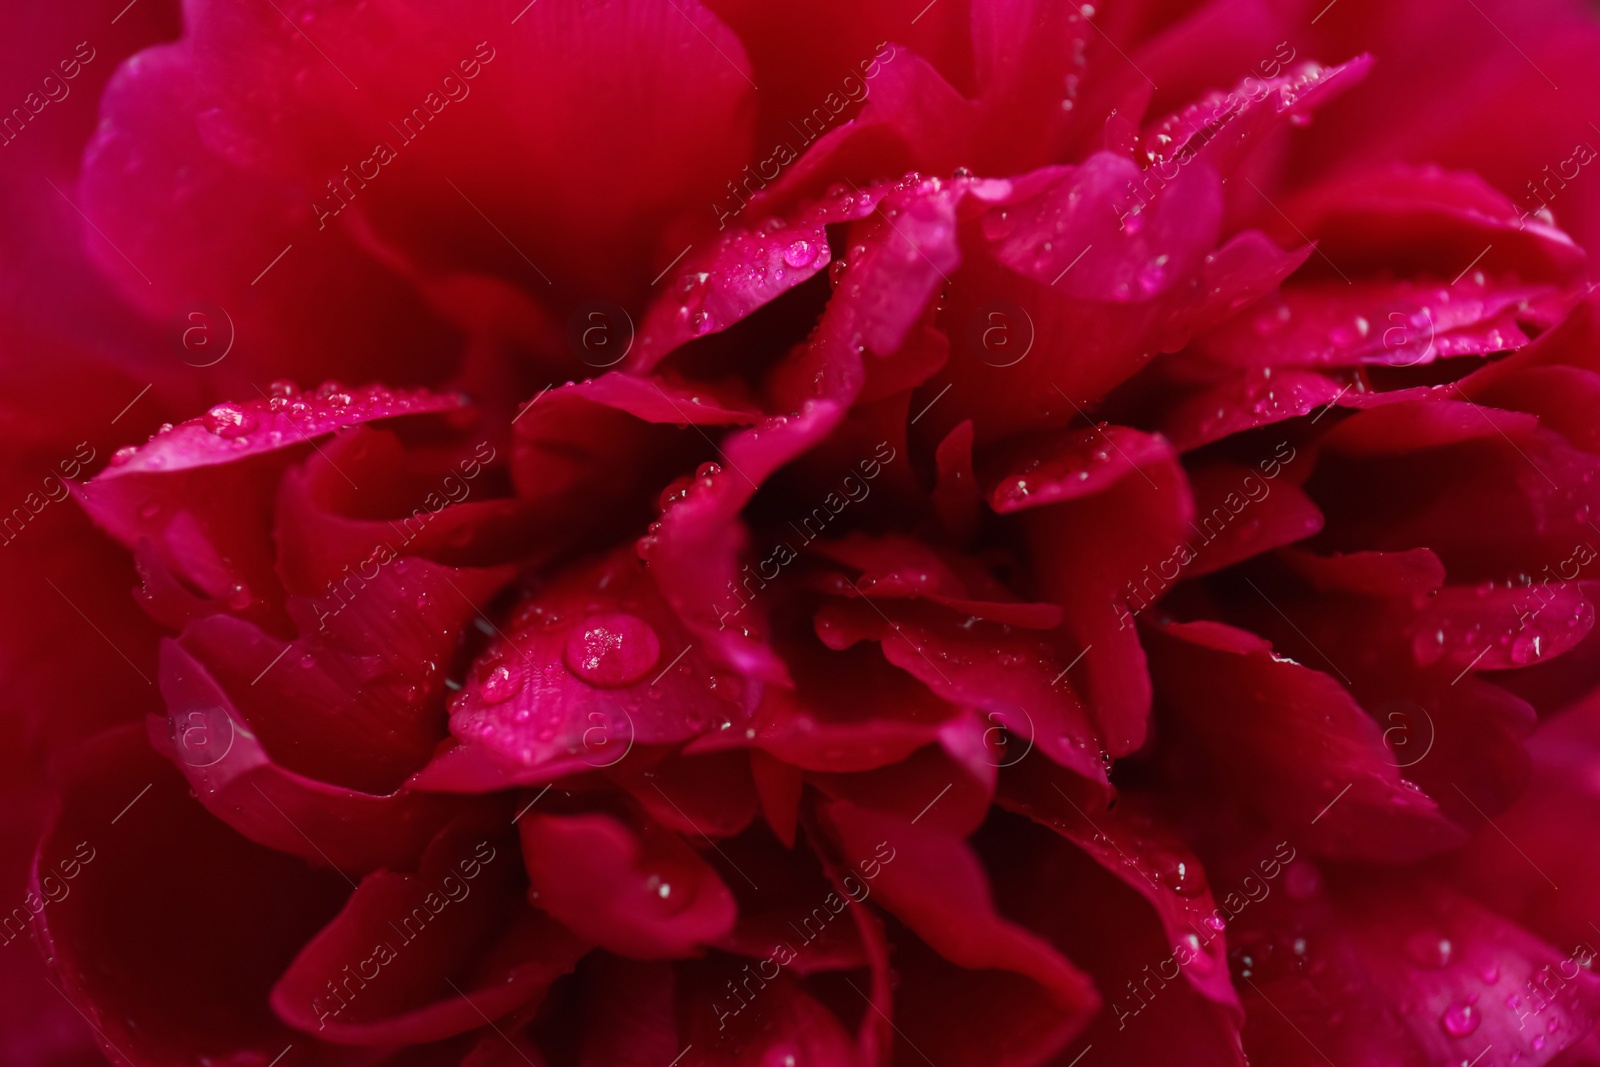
[
  {"x1": 272, "y1": 822, "x2": 585, "y2": 1045},
  {"x1": 34, "y1": 728, "x2": 352, "y2": 1065},
  {"x1": 520, "y1": 812, "x2": 735, "y2": 960},
  {"x1": 1147, "y1": 619, "x2": 1463, "y2": 862}
]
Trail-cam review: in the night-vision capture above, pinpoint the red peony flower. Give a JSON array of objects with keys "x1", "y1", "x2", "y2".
[{"x1": 9, "y1": 1, "x2": 1600, "y2": 1065}]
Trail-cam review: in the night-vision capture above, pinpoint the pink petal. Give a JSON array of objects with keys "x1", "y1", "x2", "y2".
[
  {"x1": 1158, "y1": 367, "x2": 1347, "y2": 452},
  {"x1": 1231, "y1": 870, "x2": 1600, "y2": 1067},
  {"x1": 987, "y1": 424, "x2": 1177, "y2": 513},
  {"x1": 77, "y1": 382, "x2": 464, "y2": 622},
  {"x1": 815, "y1": 597, "x2": 1107, "y2": 786},
  {"x1": 177, "y1": 554, "x2": 513, "y2": 795},
  {"x1": 448, "y1": 549, "x2": 750, "y2": 779},
  {"x1": 1181, "y1": 460, "x2": 1324, "y2": 577},
  {"x1": 999, "y1": 764, "x2": 1241, "y2": 1013},
  {"x1": 1275, "y1": 164, "x2": 1585, "y2": 280},
  {"x1": 1024, "y1": 444, "x2": 1196, "y2": 756},
  {"x1": 722, "y1": 634, "x2": 958, "y2": 773},
  {"x1": 1193, "y1": 276, "x2": 1570, "y2": 370}
]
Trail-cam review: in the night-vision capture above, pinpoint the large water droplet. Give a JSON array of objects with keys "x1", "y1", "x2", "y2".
[
  {"x1": 204, "y1": 403, "x2": 256, "y2": 438},
  {"x1": 563, "y1": 613, "x2": 661, "y2": 688},
  {"x1": 782, "y1": 238, "x2": 815, "y2": 268},
  {"x1": 1440, "y1": 1000, "x2": 1481, "y2": 1037}
]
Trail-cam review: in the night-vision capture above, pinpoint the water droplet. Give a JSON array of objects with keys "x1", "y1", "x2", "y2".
[
  {"x1": 1405, "y1": 932, "x2": 1453, "y2": 968},
  {"x1": 204, "y1": 403, "x2": 256, "y2": 438},
  {"x1": 1156, "y1": 858, "x2": 1209, "y2": 898},
  {"x1": 782, "y1": 238, "x2": 815, "y2": 268},
  {"x1": 480, "y1": 662, "x2": 522, "y2": 704},
  {"x1": 1440, "y1": 1000, "x2": 1481, "y2": 1037},
  {"x1": 563, "y1": 613, "x2": 661, "y2": 688}
]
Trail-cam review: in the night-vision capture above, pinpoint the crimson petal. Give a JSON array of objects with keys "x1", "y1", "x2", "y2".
[
  {"x1": 34, "y1": 728, "x2": 352, "y2": 1066},
  {"x1": 519, "y1": 812, "x2": 735, "y2": 960},
  {"x1": 448, "y1": 548, "x2": 749, "y2": 780},
  {"x1": 1147, "y1": 619, "x2": 1463, "y2": 862},
  {"x1": 271, "y1": 822, "x2": 585, "y2": 1045}
]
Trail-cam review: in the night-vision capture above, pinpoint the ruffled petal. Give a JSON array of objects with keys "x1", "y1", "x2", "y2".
[
  {"x1": 76, "y1": 382, "x2": 465, "y2": 624},
  {"x1": 640, "y1": 177, "x2": 1000, "y2": 681}
]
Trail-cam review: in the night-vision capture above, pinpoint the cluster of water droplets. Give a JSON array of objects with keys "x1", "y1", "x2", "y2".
[
  {"x1": 1413, "y1": 581, "x2": 1593, "y2": 670},
  {"x1": 637, "y1": 461, "x2": 722, "y2": 561},
  {"x1": 106, "y1": 380, "x2": 448, "y2": 471},
  {"x1": 450, "y1": 553, "x2": 747, "y2": 765},
  {"x1": 992, "y1": 423, "x2": 1125, "y2": 509},
  {"x1": 1225, "y1": 272, "x2": 1533, "y2": 370},
  {"x1": 654, "y1": 178, "x2": 930, "y2": 354}
]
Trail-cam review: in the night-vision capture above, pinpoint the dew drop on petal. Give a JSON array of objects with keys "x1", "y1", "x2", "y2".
[
  {"x1": 1440, "y1": 1000, "x2": 1480, "y2": 1037},
  {"x1": 480, "y1": 662, "x2": 522, "y2": 704},
  {"x1": 1155, "y1": 858, "x2": 1208, "y2": 898},
  {"x1": 563, "y1": 613, "x2": 661, "y2": 688},
  {"x1": 204, "y1": 403, "x2": 257, "y2": 438},
  {"x1": 782, "y1": 238, "x2": 815, "y2": 268},
  {"x1": 1405, "y1": 932, "x2": 1453, "y2": 968}
]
